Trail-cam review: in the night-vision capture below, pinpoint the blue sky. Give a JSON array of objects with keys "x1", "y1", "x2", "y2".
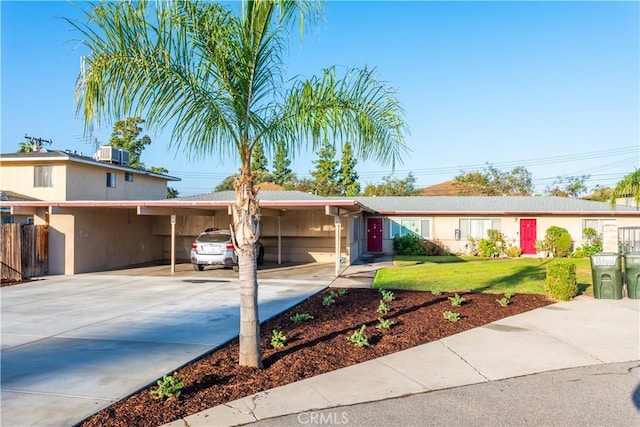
[{"x1": 2, "y1": 0, "x2": 638, "y2": 196}]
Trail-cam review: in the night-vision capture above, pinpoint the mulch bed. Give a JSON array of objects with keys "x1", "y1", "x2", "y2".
[{"x1": 81, "y1": 288, "x2": 552, "y2": 427}]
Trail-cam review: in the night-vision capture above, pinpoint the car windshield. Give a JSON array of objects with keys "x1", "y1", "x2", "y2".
[{"x1": 197, "y1": 233, "x2": 231, "y2": 243}]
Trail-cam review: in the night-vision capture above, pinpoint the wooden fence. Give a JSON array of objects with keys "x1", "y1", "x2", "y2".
[{"x1": 1, "y1": 224, "x2": 48, "y2": 281}]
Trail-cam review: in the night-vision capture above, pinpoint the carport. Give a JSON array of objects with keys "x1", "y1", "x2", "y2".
[{"x1": 6, "y1": 191, "x2": 372, "y2": 275}]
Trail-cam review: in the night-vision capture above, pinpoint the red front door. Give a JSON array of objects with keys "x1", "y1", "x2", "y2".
[
  {"x1": 367, "y1": 218, "x2": 383, "y2": 252},
  {"x1": 520, "y1": 219, "x2": 537, "y2": 255}
]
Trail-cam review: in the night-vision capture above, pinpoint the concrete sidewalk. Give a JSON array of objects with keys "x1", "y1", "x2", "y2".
[{"x1": 167, "y1": 294, "x2": 640, "y2": 426}]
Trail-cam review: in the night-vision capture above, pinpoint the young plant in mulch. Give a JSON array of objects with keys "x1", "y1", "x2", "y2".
[
  {"x1": 448, "y1": 293, "x2": 467, "y2": 307},
  {"x1": 322, "y1": 289, "x2": 349, "y2": 307},
  {"x1": 290, "y1": 312, "x2": 314, "y2": 323},
  {"x1": 442, "y1": 311, "x2": 461, "y2": 322},
  {"x1": 375, "y1": 317, "x2": 394, "y2": 329},
  {"x1": 379, "y1": 289, "x2": 395, "y2": 302},
  {"x1": 347, "y1": 324, "x2": 370, "y2": 347},
  {"x1": 149, "y1": 374, "x2": 184, "y2": 400},
  {"x1": 496, "y1": 297, "x2": 511, "y2": 307},
  {"x1": 376, "y1": 300, "x2": 391, "y2": 314},
  {"x1": 270, "y1": 329, "x2": 287, "y2": 348}
]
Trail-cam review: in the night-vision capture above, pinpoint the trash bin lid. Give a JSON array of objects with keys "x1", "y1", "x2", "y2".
[{"x1": 590, "y1": 253, "x2": 620, "y2": 266}]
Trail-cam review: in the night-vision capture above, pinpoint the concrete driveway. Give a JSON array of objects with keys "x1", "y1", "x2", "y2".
[{"x1": 1, "y1": 263, "x2": 333, "y2": 427}]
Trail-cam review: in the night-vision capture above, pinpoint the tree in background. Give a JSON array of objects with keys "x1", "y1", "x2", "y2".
[
  {"x1": 362, "y1": 173, "x2": 417, "y2": 196},
  {"x1": 586, "y1": 185, "x2": 613, "y2": 202},
  {"x1": 251, "y1": 143, "x2": 269, "y2": 174},
  {"x1": 454, "y1": 164, "x2": 532, "y2": 196},
  {"x1": 272, "y1": 140, "x2": 293, "y2": 186},
  {"x1": 109, "y1": 117, "x2": 151, "y2": 168},
  {"x1": 310, "y1": 139, "x2": 339, "y2": 196},
  {"x1": 71, "y1": 0, "x2": 407, "y2": 368},
  {"x1": 610, "y1": 169, "x2": 640, "y2": 209},
  {"x1": 337, "y1": 141, "x2": 360, "y2": 196},
  {"x1": 545, "y1": 175, "x2": 589, "y2": 198}
]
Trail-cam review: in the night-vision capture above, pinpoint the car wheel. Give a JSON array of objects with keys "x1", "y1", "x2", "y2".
[
  {"x1": 193, "y1": 264, "x2": 204, "y2": 271},
  {"x1": 257, "y1": 246, "x2": 265, "y2": 266}
]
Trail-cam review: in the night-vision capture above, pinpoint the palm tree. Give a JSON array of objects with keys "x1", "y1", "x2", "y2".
[
  {"x1": 68, "y1": 0, "x2": 408, "y2": 368},
  {"x1": 610, "y1": 169, "x2": 640, "y2": 209}
]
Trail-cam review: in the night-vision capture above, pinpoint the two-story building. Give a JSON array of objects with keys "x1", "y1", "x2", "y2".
[{"x1": 1, "y1": 149, "x2": 180, "y2": 274}]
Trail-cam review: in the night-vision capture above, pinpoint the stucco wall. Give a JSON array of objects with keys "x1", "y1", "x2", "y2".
[
  {"x1": 73, "y1": 208, "x2": 163, "y2": 273},
  {"x1": 66, "y1": 162, "x2": 167, "y2": 200},
  {"x1": 380, "y1": 214, "x2": 640, "y2": 256},
  {"x1": 0, "y1": 161, "x2": 67, "y2": 200},
  {"x1": 0, "y1": 159, "x2": 168, "y2": 201}
]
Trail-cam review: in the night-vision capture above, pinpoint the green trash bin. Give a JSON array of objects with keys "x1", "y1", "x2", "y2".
[
  {"x1": 590, "y1": 253, "x2": 623, "y2": 299},
  {"x1": 624, "y1": 253, "x2": 640, "y2": 299}
]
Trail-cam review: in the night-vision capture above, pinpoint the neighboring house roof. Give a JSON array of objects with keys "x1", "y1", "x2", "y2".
[
  {"x1": 0, "y1": 190, "x2": 40, "y2": 202},
  {"x1": 0, "y1": 150, "x2": 181, "y2": 182},
  {"x1": 354, "y1": 196, "x2": 640, "y2": 215},
  {"x1": 419, "y1": 180, "x2": 488, "y2": 196},
  {"x1": 256, "y1": 182, "x2": 284, "y2": 191}
]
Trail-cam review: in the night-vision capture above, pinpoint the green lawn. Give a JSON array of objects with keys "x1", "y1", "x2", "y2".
[{"x1": 372, "y1": 256, "x2": 593, "y2": 295}]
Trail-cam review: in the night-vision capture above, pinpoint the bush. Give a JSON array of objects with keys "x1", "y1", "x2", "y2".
[
  {"x1": 393, "y1": 234, "x2": 426, "y2": 256},
  {"x1": 570, "y1": 227, "x2": 602, "y2": 258},
  {"x1": 544, "y1": 226, "x2": 572, "y2": 258},
  {"x1": 424, "y1": 238, "x2": 450, "y2": 256},
  {"x1": 505, "y1": 244, "x2": 522, "y2": 258},
  {"x1": 545, "y1": 261, "x2": 578, "y2": 301}
]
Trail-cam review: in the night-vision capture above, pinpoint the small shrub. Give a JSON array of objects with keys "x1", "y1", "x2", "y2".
[
  {"x1": 150, "y1": 374, "x2": 184, "y2": 400},
  {"x1": 290, "y1": 313, "x2": 314, "y2": 322},
  {"x1": 505, "y1": 244, "x2": 522, "y2": 258},
  {"x1": 442, "y1": 311, "x2": 461, "y2": 322},
  {"x1": 431, "y1": 289, "x2": 442, "y2": 296},
  {"x1": 347, "y1": 325, "x2": 370, "y2": 347},
  {"x1": 504, "y1": 291, "x2": 515, "y2": 299},
  {"x1": 545, "y1": 261, "x2": 578, "y2": 301},
  {"x1": 380, "y1": 289, "x2": 395, "y2": 302},
  {"x1": 270, "y1": 329, "x2": 287, "y2": 348},
  {"x1": 337, "y1": 288, "x2": 348, "y2": 296},
  {"x1": 377, "y1": 300, "x2": 391, "y2": 314},
  {"x1": 375, "y1": 317, "x2": 394, "y2": 329},
  {"x1": 424, "y1": 238, "x2": 450, "y2": 256},
  {"x1": 393, "y1": 234, "x2": 427, "y2": 256},
  {"x1": 448, "y1": 293, "x2": 466, "y2": 307},
  {"x1": 496, "y1": 297, "x2": 510, "y2": 307}
]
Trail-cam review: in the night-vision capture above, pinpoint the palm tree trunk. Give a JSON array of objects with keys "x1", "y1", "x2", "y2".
[{"x1": 233, "y1": 161, "x2": 263, "y2": 368}]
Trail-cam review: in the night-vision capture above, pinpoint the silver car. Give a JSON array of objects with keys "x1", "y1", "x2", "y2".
[{"x1": 190, "y1": 229, "x2": 264, "y2": 271}]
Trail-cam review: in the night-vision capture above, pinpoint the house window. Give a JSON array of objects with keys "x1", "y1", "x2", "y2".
[
  {"x1": 582, "y1": 219, "x2": 616, "y2": 237},
  {"x1": 390, "y1": 218, "x2": 431, "y2": 239},
  {"x1": 125, "y1": 172, "x2": 134, "y2": 183},
  {"x1": 352, "y1": 216, "x2": 361, "y2": 241},
  {"x1": 459, "y1": 218, "x2": 502, "y2": 239},
  {"x1": 106, "y1": 172, "x2": 116, "y2": 188},
  {"x1": 34, "y1": 165, "x2": 53, "y2": 187}
]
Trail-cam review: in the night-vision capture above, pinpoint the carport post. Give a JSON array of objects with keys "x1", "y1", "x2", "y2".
[
  {"x1": 170, "y1": 215, "x2": 176, "y2": 274},
  {"x1": 334, "y1": 217, "x2": 341, "y2": 277}
]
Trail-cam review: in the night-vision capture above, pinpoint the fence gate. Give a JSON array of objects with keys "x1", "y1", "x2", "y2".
[
  {"x1": 619, "y1": 227, "x2": 640, "y2": 254},
  {"x1": 1, "y1": 224, "x2": 48, "y2": 281}
]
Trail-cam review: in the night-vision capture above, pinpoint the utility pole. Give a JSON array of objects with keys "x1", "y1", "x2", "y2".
[{"x1": 24, "y1": 134, "x2": 53, "y2": 152}]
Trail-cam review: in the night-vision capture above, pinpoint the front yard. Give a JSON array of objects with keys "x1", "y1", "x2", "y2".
[{"x1": 372, "y1": 256, "x2": 593, "y2": 295}]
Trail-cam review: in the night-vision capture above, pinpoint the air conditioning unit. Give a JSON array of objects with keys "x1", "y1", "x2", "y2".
[
  {"x1": 97, "y1": 146, "x2": 121, "y2": 164},
  {"x1": 96, "y1": 146, "x2": 130, "y2": 165},
  {"x1": 119, "y1": 149, "x2": 130, "y2": 166}
]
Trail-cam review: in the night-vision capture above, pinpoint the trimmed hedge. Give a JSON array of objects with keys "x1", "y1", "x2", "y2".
[{"x1": 545, "y1": 261, "x2": 578, "y2": 301}]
